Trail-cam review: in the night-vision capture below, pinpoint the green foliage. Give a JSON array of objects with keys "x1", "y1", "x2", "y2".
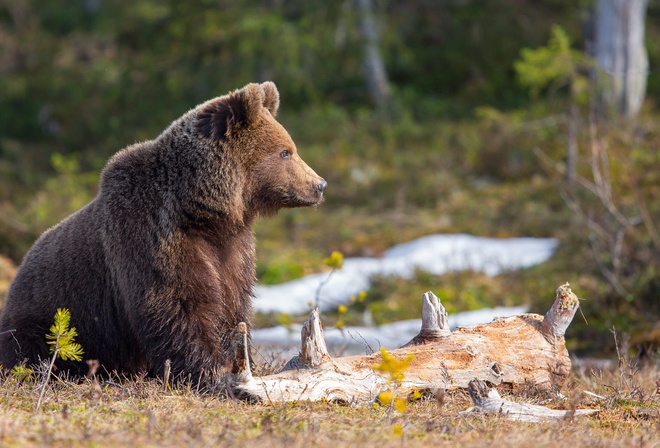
[
  {"x1": 35, "y1": 308, "x2": 83, "y2": 412},
  {"x1": 0, "y1": 153, "x2": 98, "y2": 259},
  {"x1": 258, "y1": 259, "x2": 305, "y2": 286},
  {"x1": 10, "y1": 365, "x2": 34, "y2": 382},
  {"x1": 47, "y1": 308, "x2": 84, "y2": 362},
  {"x1": 515, "y1": 25, "x2": 591, "y2": 102},
  {"x1": 31, "y1": 153, "x2": 98, "y2": 226},
  {"x1": 276, "y1": 313, "x2": 294, "y2": 328},
  {"x1": 0, "y1": 0, "x2": 594, "y2": 191}
]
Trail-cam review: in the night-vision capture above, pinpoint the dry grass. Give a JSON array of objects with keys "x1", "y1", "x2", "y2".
[{"x1": 0, "y1": 360, "x2": 658, "y2": 447}]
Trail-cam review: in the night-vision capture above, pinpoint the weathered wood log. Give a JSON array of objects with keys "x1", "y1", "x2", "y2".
[
  {"x1": 465, "y1": 379, "x2": 598, "y2": 422},
  {"x1": 231, "y1": 284, "x2": 580, "y2": 405}
]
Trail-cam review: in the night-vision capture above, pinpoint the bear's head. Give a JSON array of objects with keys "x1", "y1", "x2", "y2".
[{"x1": 195, "y1": 82, "x2": 326, "y2": 220}]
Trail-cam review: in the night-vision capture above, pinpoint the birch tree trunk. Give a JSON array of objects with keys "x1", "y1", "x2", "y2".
[
  {"x1": 595, "y1": 0, "x2": 648, "y2": 119},
  {"x1": 357, "y1": 0, "x2": 391, "y2": 113}
]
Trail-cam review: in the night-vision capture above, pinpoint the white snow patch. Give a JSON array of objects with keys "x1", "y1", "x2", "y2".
[
  {"x1": 253, "y1": 234, "x2": 557, "y2": 314},
  {"x1": 252, "y1": 306, "x2": 530, "y2": 358}
]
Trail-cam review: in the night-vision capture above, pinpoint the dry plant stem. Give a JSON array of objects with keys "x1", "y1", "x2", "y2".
[
  {"x1": 566, "y1": 103, "x2": 578, "y2": 184},
  {"x1": 231, "y1": 285, "x2": 580, "y2": 405},
  {"x1": 558, "y1": 185, "x2": 628, "y2": 295},
  {"x1": 629, "y1": 178, "x2": 660, "y2": 249},
  {"x1": 314, "y1": 268, "x2": 337, "y2": 310},
  {"x1": 0, "y1": 209, "x2": 30, "y2": 233},
  {"x1": 534, "y1": 147, "x2": 601, "y2": 197},
  {"x1": 465, "y1": 379, "x2": 598, "y2": 422},
  {"x1": 163, "y1": 359, "x2": 171, "y2": 392},
  {"x1": 611, "y1": 327, "x2": 640, "y2": 395},
  {"x1": 534, "y1": 110, "x2": 646, "y2": 296},
  {"x1": 35, "y1": 334, "x2": 59, "y2": 413}
]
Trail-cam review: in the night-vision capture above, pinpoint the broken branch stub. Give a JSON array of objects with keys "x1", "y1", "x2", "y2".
[
  {"x1": 404, "y1": 291, "x2": 451, "y2": 346},
  {"x1": 283, "y1": 308, "x2": 331, "y2": 370},
  {"x1": 232, "y1": 284, "x2": 581, "y2": 405},
  {"x1": 231, "y1": 322, "x2": 253, "y2": 383},
  {"x1": 540, "y1": 283, "x2": 580, "y2": 341}
]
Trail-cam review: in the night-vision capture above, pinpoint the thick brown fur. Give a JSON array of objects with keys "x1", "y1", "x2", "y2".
[{"x1": 0, "y1": 82, "x2": 326, "y2": 381}]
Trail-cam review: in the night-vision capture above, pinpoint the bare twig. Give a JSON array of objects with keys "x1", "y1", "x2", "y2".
[
  {"x1": 104, "y1": 381, "x2": 133, "y2": 398},
  {"x1": 163, "y1": 359, "x2": 171, "y2": 392},
  {"x1": 626, "y1": 166, "x2": 660, "y2": 249},
  {"x1": 347, "y1": 330, "x2": 375, "y2": 355},
  {"x1": 35, "y1": 334, "x2": 59, "y2": 413},
  {"x1": 314, "y1": 268, "x2": 338, "y2": 310},
  {"x1": 535, "y1": 108, "x2": 646, "y2": 296},
  {"x1": 587, "y1": 226, "x2": 627, "y2": 296},
  {"x1": 0, "y1": 211, "x2": 30, "y2": 234},
  {"x1": 457, "y1": 410, "x2": 478, "y2": 430},
  {"x1": 534, "y1": 147, "x2": 601, "y2": 196}
]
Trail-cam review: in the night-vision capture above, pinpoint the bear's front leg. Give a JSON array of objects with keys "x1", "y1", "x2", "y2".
[{"x1": 131, "y1": 282, "x2": 254, "y2": 387}]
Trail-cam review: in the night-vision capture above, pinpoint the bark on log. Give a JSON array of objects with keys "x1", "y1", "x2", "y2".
[{"x1": 231, "y1": 284, "x2": 580, "y2": 405}]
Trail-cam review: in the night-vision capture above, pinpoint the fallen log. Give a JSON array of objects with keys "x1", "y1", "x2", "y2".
[
  {"x1": 230, "y1": 283, "x2": 580, "y2": 405},
  {"x1": 465, "y1": 379, "x2": 598, "y2": 422}
]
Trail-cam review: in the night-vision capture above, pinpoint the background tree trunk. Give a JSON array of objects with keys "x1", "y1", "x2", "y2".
[
  {"x1": 594, "y1": 0, "x2": 648, "y2": 119},
  {"x1": 357, "y1": 0, "x2": 392, "y2": 114}
]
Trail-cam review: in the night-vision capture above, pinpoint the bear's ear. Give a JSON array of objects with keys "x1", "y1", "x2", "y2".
[
  {"x1": 227, "y1": 83, "x2": 265, "y2": 129},
  {"x1": 196, "y1": 99, "x2": 232, "y2": 142},
  {"x1": 197, "y1": 83, "x2": 265, "y2": 141},
  {"x1": 261, "y1": 81, "x2": 280, "y2": 117}
]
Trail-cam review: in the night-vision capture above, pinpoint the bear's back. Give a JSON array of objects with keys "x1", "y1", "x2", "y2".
[{"x1": 0, "y1": 194, "x2": 146, "y2": 372}]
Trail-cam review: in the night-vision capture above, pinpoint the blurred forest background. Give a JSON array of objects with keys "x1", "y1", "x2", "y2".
[{"x1": 1, "y1": 0, "x2": 659, "y2": 357}]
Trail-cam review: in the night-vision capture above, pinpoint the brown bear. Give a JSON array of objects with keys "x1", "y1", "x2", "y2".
[{"x1": 0, "y1": 82, "x2": 326, "y2": 381}]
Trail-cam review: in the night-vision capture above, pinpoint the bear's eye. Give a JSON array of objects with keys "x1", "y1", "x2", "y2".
[{"x1": 280, "y1": 150, "x2": 290, "y2": 159}]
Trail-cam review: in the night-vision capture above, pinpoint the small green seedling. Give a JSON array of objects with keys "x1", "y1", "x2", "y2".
[
  {"x1": 35, "y1": 308, "x2": 84, "y2": 412},
  {"x1": 10, "y1": 365, "x2": 34, "y2": 382}
]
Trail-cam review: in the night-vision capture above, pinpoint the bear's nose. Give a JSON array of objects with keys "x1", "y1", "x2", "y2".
[{"x1": 317, "y1": 179, "x2": 328, "y2": 193}]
